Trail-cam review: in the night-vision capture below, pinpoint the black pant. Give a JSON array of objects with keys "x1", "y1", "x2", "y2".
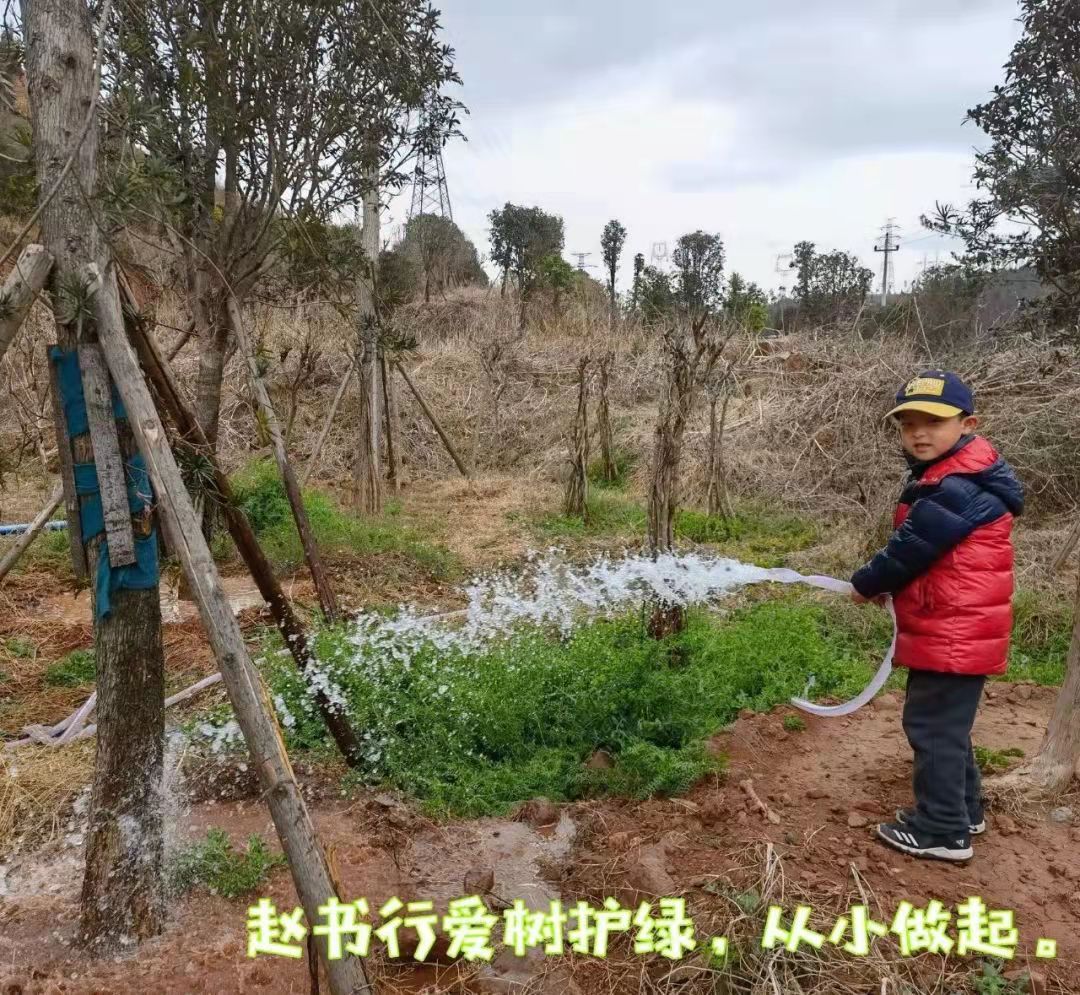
[{"x1": 902, "y1": 668, "x2": 986, "y2": 836}]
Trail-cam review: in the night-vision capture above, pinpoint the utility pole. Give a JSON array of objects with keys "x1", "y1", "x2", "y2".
[
  {"x1": 571, "y1": 251, "x2": 595, "y2": 272},
  {"x1": 874, "y1": 219, "x2": 901, "y2": 307},
  {"x1": 650, "y1": 242, "x2": 669, "y2": 267}
]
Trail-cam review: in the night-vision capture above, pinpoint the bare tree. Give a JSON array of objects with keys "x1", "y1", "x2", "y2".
[
  {"x1": 353, "y1": 163, "x2": 383, "y2": 514},
  {"x1": 596, "y1": 351, "x2": 618, "y2": 484},
  {"x1": 647, "y1": 317, "x2": 724, "y2": 638},
  {"x1": 21, "y1": 0, "x2": 165, "y2": 951}
]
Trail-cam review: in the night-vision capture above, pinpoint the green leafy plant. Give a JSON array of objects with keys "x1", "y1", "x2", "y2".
[
  {"x1": 782, "y1": 715, "x2": 807, "y2": 733},
  {"x1": 168, "y1": 829, "x2": 285, "y2": 899},
  {"x1": 971, "y1": 959, "x2": 1031, "y2": 995},
  {"x1": 43, "y1": 649, "x2": 95, "y2": 687}
]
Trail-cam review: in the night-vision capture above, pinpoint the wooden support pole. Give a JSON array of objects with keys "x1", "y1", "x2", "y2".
[
  {"x1": 301, "y1": 354, "x2": 357, "y2": 487},
  {"x1": 226, "y1": 294, "x2": 340, "y2": 625},
  {"x1": 0, "y1": 244, "x2": 53, "y2": 365},
  {"x1": 395, "y1": 361, "x2": 471, "y2": 481},
  {"x1": 120, "y1": 286, "x2": 362, "y2": 767},
  {"x1": 0, "y1": 482, "x2": 64, "y2": 584},
  {"x1": 87, "y1": 261, "x2": 371, "y2": 995},
  {"x1": 78, "y1": 343, "x2": 137, "y2": 567},
  {"x1": 381, "y1": 355, "x2": 400, "y2": 493}
]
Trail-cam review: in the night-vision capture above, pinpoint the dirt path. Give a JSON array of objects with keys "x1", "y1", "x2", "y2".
[{"x1": 1, "y1": 683, "x2": 1074, "y2": 994}]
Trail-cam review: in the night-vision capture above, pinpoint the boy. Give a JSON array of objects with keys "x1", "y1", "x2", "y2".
[{"x1": 850, "y1": 371, "x2": 1024, "y2": 862}]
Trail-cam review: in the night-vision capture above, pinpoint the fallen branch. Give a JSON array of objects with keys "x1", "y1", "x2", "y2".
[
  {"x1": 741, "y1": 778, "x2": 781, "y2": 825},
  {"x1": 0, "y1": 483, "x2": 64, "y2": 584}
]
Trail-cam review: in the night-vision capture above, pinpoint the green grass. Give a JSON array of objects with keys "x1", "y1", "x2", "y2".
[
  {"x1": 227, "y1": 459, "x2": 458, "y2": 580},
  {"x1": 1004, "y1": 588, "x2": 1072, "y2": 685},
  {"x1": 973, "y1": 745, "x2": 1025, "y2": 775},
  {"x1": 43, "y1": 649, "x2": 95, "y2": 687},
  {"x1": 4, "y1": 637, "x2": 36, "y2": 659},
  {"x1": 531, "y1": 497, "x2": 818, "y2": 567},
  {"x1": 782, "y1": 715, "x2": 806, "y2": 733},
  {"x1": 168, "y1": 828, "x2": 285, "y2": 899},
  {"x1": 13, "y1": 527, "x2": 73, "y2": 577},
  {"x1": 218, "y1": 595, "x2": 887, "y2": 820},
  {"x1": 587, "y1": 449, "x2": 637, "y2": 491}
]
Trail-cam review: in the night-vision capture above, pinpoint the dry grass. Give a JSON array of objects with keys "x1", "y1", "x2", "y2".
[{"x1": 0, "y1": 742, "x2": 93, "y2": 859}]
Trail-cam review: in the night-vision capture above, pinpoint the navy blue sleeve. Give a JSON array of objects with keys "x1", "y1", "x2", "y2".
[{"x1": 851, "y1": 476, "x2": 1007, "y2": 599}]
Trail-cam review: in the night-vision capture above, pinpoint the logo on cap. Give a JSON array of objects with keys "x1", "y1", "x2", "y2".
[{"x1": 905, "y1": 376, "x2": 946, "y2": 398}]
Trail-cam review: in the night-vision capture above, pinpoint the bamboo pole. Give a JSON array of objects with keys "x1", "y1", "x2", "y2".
[
  {"x1": 87, "y1": 261, "x2": 370, "y2": 995},
  {"x1": 120, "y1": 284, "x2": 363, "y2": 768},
  {"x1": 226, "y1": 294, "x2": 340, "y2": 625},
  {"x1": 0, "y1": 244, "x2": 53, "y2": 365},
  {"x1": 395, "y1": 361, "x2": 471, "y2": 480},
  {"x1": 0, "y1": 483, "x2": 63, "y2": 583}
]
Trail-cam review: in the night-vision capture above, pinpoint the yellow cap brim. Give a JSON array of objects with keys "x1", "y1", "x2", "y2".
[{"x1": 885, "y1": 400, "x2": 966, "y2": 420}]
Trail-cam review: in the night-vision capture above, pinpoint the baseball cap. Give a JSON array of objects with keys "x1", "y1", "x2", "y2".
[{"x1": 887, "y1": 371, "x2": 974, "y2": 419}]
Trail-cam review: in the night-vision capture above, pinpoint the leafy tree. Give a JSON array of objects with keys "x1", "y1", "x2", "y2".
[
  {"x1": 672, "y1": 231, "x2": 725, "y2": 324},
  {"x1": 600, "y1": 219, "x2": 627, "y2": 318},
  {"x1": 376, "y1": 248, "x2": 420, "y2": 316},
  {"x1": 638, "y1": 266, "x2": 676, "y2": 326},
  {"x1": 923, "y1": 0, "x2": 1080, "y2": 325},
  {"x1": 536, "y1": 254, "x2": 576, "y2": 312},
  {"x1": 631, "y1": 252, "x2": 646, "y2": 312},
  {"x1": 724, "y1": 272, "x2": 769, "y2": 331},
  {"x1": 790, "y1": 241, "x2": 873, "y2": 326},
  {"x1": 487, "y1": 203, "x2": 565, "y2": 325},
  {"x1": 401, "y1": 213, "x2": 486, "y2": 302},
  {"x1": 101, "y1": 0, "x2": 461, "y2": 448}
]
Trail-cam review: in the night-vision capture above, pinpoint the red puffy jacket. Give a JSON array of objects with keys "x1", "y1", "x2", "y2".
[{"x1": 851, "y1": 435, "x2": 1025, "y2": 677}]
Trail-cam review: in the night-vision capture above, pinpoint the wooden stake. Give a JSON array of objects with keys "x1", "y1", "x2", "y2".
[
  {"x1": 227, "y1": 294, "x2": 340, "y2": 625},
  {"x1": 0, "y1": 244, "x2": 53, "y2": 365},
  {"x1": 78, "y1": 343, "x2": 136, "y2": 567},
  {"x1": 87, "y1": 261, "x2": 371, "y2": 995},
  {"x1": 301, "y1": 353, "x2": 356, "y2": 487},
  {"x1": 395, "y1": 361, "x2": 471, "y2": 481},
  {"x1": 0, "y1": 483, "x2": 63, "y2": 584}
]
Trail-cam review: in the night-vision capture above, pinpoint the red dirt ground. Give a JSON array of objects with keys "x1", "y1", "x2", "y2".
[{"x1": 0, "y1": 683, "x2": 1076, "y2": 994}]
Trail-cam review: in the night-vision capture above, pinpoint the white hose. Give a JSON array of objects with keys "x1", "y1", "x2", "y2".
[{"x1": 757, "y1": 567, "x2": 897, "y2": 717}]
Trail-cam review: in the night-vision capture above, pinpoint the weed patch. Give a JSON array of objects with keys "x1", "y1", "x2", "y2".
[
  {"x1": 228, "y1": 459, "x2": 458, "y2": 579},
  {"x1": 168, "y1": 828, "x2": 285, "y2": 899},
  {"x1": 219, "y1": 597, "x2": 886, "y2": 820},
  {"x1": 43, "y1": 649, "x2": 95, "y2": 687},
  {"x1": 974, "y1": 745, "x2": 1025, "y2": 775},
  {"x1": 1005, "y1": 588, "x2": 1071, "y2": 685}
]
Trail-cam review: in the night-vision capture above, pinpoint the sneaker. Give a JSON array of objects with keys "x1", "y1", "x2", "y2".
[
  {"x1": 896, "y1": 807, "x2": 986, "y2": 836},
  {"x1": 877, "y1": 822, "x2": 973, "y2": 862}
]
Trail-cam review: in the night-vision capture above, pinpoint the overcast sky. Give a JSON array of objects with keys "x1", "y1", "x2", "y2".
[{"x1": 386, "y1": 0, "x2": 1023, "y2": 294}]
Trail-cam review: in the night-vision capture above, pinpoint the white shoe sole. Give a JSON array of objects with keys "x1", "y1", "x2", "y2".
[{"x1": 877, "y1": 826, "x2": 973, "y2": 862}]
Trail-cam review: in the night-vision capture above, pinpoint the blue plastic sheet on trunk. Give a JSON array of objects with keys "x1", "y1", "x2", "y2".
[{"x1": 49, "y1": 346, "x2": 159, "y2": 619}]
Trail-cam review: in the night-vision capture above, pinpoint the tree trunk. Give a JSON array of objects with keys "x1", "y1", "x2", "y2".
[
  {"x1": 0, "y1": 244, "x2": 53, "y2": 365},
  {"x1": 597, "y1": 351, "x2": 617, "y2": 483},
  {"x1": 1026, "y1": 569, "x2": 1080, "y2": 792},
  {"x1": 301, "y1": 353, "x2": 356, "y2": 487},
  {"x1": 87, "y1": 261, "x2": 372, "y2": 995},
  {"x1": 563, "y1": 357, "x2": 590, "y2": 521},
  {"x1": 22, "y1": 0, "x2": 165, "y2": 952},
  {"x1": 353, "y1": 167, "x2": 382, "y2": 514},
  {"x1": 192, "y1": 293, "x2": 229, "y2": 449},
  {"x1": 227, "y1": 296, "x2": 340, "y2": 625},
  {"x1": 381, "y1": 355, "x2": 401, "y2": 493}
]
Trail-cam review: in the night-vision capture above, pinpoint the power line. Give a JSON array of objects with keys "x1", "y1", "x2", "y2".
[{"x1": 874, "y1": 219, "x2": 901, "y2": 306}]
